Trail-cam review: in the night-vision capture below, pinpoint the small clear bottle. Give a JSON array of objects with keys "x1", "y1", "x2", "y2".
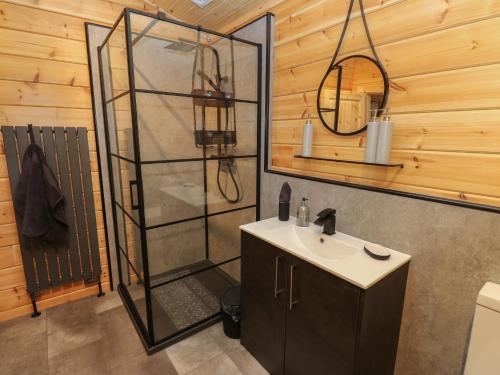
[{"x1": 296, "y1": 197, "x2": 310, "y2": 227}]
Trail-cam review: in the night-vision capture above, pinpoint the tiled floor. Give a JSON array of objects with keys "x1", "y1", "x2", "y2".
[{"x1": 0, "y1": 292, "x2": 268, "y2": 375}]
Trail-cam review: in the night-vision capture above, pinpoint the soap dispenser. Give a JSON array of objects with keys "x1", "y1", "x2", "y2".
[
  {"x1": 364, "y1": 110, "x2": 379, "y2": 163},
  {"x1": 296, "y1": 197, "x2": 310, "y2": 227},
  {"x1": 375, "y1": 108, "x2": 393, "y2": 164},
  {"x1": 301, "y1": 114, "x2": 313, "y2": 157}
]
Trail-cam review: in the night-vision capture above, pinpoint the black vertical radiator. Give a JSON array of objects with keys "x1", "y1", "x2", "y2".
[{"x1": 1, "y1": 125, "x2": 105, "y2": 317}]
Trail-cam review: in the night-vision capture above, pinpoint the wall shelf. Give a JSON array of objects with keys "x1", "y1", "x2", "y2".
[{"x1": 294, "y1": 155, "x2": 404, "y2": 168}]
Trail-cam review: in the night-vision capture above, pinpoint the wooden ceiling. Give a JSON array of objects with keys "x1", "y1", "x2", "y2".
[{"x1": 154, "y1": 0, "x2": 284, "y2": 32}]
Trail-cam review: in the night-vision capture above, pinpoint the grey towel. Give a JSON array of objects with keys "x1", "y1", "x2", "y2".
[{"x1": 14, "y1": 143, "x2": 68, "y2": 248}]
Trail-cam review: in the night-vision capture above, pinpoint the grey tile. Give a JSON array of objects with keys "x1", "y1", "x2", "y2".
[
  {"x1": 110, "y1": 351, "x2": 178, "y2": 375},
  {"x1": 166, "y1": 330, "x2": 224, "y2": 374},
  {"x1": 93, "y1": 291, "x2": 123, "y2": 314},
  {"x1": 47, "y1": 297, "x2": 102, "y2": 358},
  {"x1": 48, "y1": 339, "x2": 110, "y2": 375},
  {"x1": 0, "y1": 331, "x2": 48, "y2": 375},
  {"x1": 97, "y1": 305, "x2": 145, "y2": 369},
  {"x1": 0, "y1": 312, "x2": 46, "y2": 341},
  {"x1": 186, "y1": 353, "x2": 243, "y2": 375},
  {"x1": 206, "y1": 323, "x2": 268, "y2": 375}
]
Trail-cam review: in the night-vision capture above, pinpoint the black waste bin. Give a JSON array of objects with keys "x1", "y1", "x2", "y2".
[{"x1": 221, "y1": 285, "x2": 241, "y2": 339}]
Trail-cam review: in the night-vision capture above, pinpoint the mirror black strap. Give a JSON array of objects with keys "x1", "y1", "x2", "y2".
[
  {"x1": 358, "y1": 0, "x2": 382, "y2": 67},
  {"x1": 329, "y1": 0, "x2": 385, "y2": 70},
  {"x1": 329, "y1": 0, "x2": 355, "y2": 69}
]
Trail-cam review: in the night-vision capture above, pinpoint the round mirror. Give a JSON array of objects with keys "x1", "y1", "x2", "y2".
[{"x1": 317, "y1": 55, "x2": 388, "y2": 135}]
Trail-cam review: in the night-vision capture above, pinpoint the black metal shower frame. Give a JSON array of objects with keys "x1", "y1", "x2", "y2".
[{"x1": 97, "y1": 8, "x2": 262, "y2": 353}]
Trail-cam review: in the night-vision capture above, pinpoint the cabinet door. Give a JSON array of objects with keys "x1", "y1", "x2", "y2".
[
  {"x1": 241, "y1": 232, "x2": 288, "y2": 375},
  {"x1": 284, "y1": 255, "x2": 361, "y2": 375}
]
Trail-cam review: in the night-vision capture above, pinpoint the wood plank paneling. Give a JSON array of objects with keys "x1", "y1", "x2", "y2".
[
  {"x1": 271, "y1": 165, "x2": 500, "y2": 208},
  {"x1": 0, "y1": 0, "x2": 144, "y2": 322},
  {"x1": 273, "y1": 144, "x2": 500, "y2": 196},
  {"x1": 0, "y1": 54, "x2": 90, "y2": 87},
  {"x1": 6, "y1": 0, "x2": 152, "y2": 24},
  {"x1": 0, "y1": 79, "x2": 91, "y2": 108},
  {"x1": 0, "y1": 27, "x2": 88, "y2": 64},
  {"x1": 0, "y1": 281, "x2": 111, "y2": 321},
  {"x1": 0, "y1": 105, "x2": 94, "y2": 126},
  {"x1": 275, "y1": 0, "x2": 393, "y2": 45},
  {"x1": 265, "y1": 0, "x2": 500, "y2": 210},
  {"x1": 274, "y1": 0, "x2": 500, "y2": 70},
  {"x1": 272, "y1": 109, "x2": 500, "y2": 153},
  {"x1": 274, "y1": 62, "x2": 500, "y2": 116},
  {"x1": 0, "y1": 1, "x2": 89, "y2": 41},
  {"x1": 274, "y1": 16, "x2": 500, "y2": 97}
]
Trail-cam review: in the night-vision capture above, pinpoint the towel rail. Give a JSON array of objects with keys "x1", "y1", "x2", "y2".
[{"x1": 1, "y1": 125, "x2": 104, "y2": 317}]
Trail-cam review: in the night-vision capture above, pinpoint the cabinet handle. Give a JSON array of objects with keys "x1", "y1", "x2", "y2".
[
  {"x1": 289, "y1": 264, "x2": 299, "y2": 310},
  {"x1": 274, "y1": 255, "x2": 284, "y2": 299}
]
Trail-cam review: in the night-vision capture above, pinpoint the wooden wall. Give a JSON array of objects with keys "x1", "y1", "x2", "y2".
[
  {"x1": 0, "y1": 0, "x2": 156, "y2": 321},
  {"x1": 265, "y1": 0, "x2": 500, "y2": 209}
]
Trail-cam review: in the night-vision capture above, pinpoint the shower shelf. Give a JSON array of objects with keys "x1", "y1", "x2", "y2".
[{"x1": 294, "y1": 155, "x2": 404, "y2": 168}]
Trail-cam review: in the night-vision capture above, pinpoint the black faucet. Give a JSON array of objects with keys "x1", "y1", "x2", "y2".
[{"x1": 314, "y1": 208, "x2": 336, "y2": 235}]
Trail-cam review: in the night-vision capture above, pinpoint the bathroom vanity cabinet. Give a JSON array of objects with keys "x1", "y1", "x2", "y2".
[{"x1": 240, "y1": 231, "x2": 409, "y2": 375}]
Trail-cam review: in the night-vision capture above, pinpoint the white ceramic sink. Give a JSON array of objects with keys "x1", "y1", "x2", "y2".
[
  {"x1": 267, "y1": 225, "x2": 357, "y2": 261},
  {"x1": 240, "y1": 217, "x2": 411, "y2": 289}
]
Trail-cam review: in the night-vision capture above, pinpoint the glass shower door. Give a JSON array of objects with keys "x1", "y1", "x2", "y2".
[{"x1": 99, "y1": 8, "x2": 261, "y2": 350}]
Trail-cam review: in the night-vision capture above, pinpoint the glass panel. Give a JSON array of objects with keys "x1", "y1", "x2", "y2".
[
  {"x1": 206, "y1": 157, "x2": 257, "y2": 214},
  {"x1": 105, "y1": 94, "x2": 134, "y2": 160},
  {"x1": 110, "y1": 156, "x2": 138, "y2": 222},
  {"x1": 192, "y1": 102, "x2": 257, "y2": 159},
  {"x1": 207, "y1": 207, "x2": 255, "y2": 266},
  {"x1": 232, "y1": 102, "x2": 258, "y2": 156},
  {"x1": 143, "y1": 162, "x2": 205, "y2": 227},
  {"x1": 130, "y1": 13, "x2": 198, "y2": 94},
  {"x1": 150, "y1": 263, "x2": 236, "y2": 342},
  {"x1": 115, "y1": 208, "x2": 142, "y2": 276},
  {"x1": 120, "y1": 254, "x2": 148, "y2": 331},
  {"x1": 232, "y1": 38, "x2": 258, "y2": 102},
  {"x1": 100, "y1": 18, "x2": 129, "y2": 100},
  {"x1": 219, "y1": 259, "x2": 241, "y2": 283},
  {"x1": 105, "y1": 12, "x2": 260, "y2": 346},
  {"x1": 147, "y1": 219, "x2": 206, "y2": 280},
  {"x1": 136, "y1": 93, "x2": 202, "y2": 162},
  {"x1": 129, "y1": 12, "x2": 258, "y2": 102}
]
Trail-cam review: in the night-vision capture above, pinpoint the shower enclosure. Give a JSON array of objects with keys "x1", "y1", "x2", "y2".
[{"x1": 97, "y1": 8, "x2": 261, "y2": 351}]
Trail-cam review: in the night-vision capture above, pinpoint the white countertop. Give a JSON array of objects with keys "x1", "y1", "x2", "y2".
[{"x1": 240, "y1": 217, "x2": 411, "y2": 289}]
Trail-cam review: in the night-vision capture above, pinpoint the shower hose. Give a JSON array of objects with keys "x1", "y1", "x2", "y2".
[{"x1": 217, "y1": 159, "x2": 242, "y2": 204}]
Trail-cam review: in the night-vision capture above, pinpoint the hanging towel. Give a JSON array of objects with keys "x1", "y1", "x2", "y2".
[{"x1": 14, "y1": 143, "x2": 68, "y2": 248}]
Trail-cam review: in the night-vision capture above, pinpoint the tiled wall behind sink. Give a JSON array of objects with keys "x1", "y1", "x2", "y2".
[{"x1": 260, "y1": 172, "x2": 500, "y2": 375}]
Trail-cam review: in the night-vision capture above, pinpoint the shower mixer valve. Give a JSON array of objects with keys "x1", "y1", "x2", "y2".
[{"x1": 218, "y1": 158, "x2": 236, "y2": 173}]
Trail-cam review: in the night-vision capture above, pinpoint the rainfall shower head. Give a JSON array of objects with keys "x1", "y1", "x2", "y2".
[{"x1": 164, "y1": 38, "x2": 197, "y2": 52}]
